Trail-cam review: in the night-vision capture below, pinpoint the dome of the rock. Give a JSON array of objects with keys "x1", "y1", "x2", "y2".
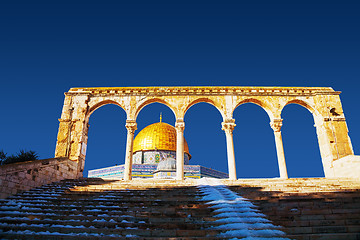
[
  {"x1": 133, "y1": 122, "x2": 190, "y2": 156},
  {"x1": 156, "y1": 157, "x2": 176, "y2": 171}
]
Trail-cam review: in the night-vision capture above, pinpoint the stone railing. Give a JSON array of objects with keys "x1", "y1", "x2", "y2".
[{"x1": 0, "y1": 157, "x2": 79, "y2": 198}]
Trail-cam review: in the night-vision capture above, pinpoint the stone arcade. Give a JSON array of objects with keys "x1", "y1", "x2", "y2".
[
  {"x1": 88, "y1": 117, "x2": 228, "y2": 179},
  {"x1": 55, "y1": 86, "x2": 360, "y2": 180}
]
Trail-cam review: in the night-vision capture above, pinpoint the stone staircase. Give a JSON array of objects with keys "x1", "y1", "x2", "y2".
[
  {"x1": 0, "y1": 178, "x2": 219, "y2": 239},
  {"x1": 227, "y1": 178, "x2": 360, "y2": 240},
  {"x1": 0, "y1": 177, "x2": 359, "y2": 239}
]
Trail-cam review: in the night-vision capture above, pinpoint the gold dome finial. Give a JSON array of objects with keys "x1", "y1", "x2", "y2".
[{"x1": 160, "y1": 112, "x2": 162, "y2": 122}]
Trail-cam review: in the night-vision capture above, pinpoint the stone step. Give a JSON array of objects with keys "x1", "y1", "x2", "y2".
[
  {"x1": 267, "y1": 218, "x2": 360, "y2": 228},
  {"x1": 288, "y1": 232, "x2": 360, "y2": 240},
  {"x1": 0, "y1": 215, "x2": 221, "y2": 225},
  {"x1": 231, "y1": 189, "x2": 360, "y2": 198},
  {"x1": 3, "y1": 192, "x2": 201, "y2": 198},
  {"x1": 0, "y1": 210, "x2": 217, "y2": 220},
  {"x1": 259, "y1": 208, "x2": 360, "y2": 217},
  {"x1": 0, "y1": 220, "x2": 221, "y2": 232},
  {"x1": 257, "y1": 198, "x2": 360, "y2": 206},
  {"x1": 0, "y1": 224, "x2": 221, "y2": 238},
  {"x1": 285, "y1": 224, "x2": 360, "y2": 234},
  {"x1": 0, "y1": 233, "x2": 224, "y2": 240},
  {"x1": 11, "y1": 190, "x2": 203, "y2": 197},
  {"x1": 0, "y1": 204, "x2": 212, "y2": 214},
  {"x1": 3, "y1": 198, "x2": 206, "y2": 207},
  {"x1": 3, "y1": 199, "x2": 206, "y2": 206}
]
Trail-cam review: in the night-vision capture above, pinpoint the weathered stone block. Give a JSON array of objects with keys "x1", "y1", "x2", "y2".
[{"x1": 332, "y1": 155, "x2": 360, "y2": 178}]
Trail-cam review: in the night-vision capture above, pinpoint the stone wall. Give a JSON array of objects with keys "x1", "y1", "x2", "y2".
[
  {"x1": 0, "y1": 157, "x2": 79, "y2": 199},
  {"x1": 332, "y1": 155, "x2": 360, "y2": 178}
]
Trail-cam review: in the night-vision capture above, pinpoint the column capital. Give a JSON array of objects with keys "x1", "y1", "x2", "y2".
[
  {"x1": 125, "y1": 120, "x2": 137, "y2": 134},
  {"x1": 270, "y1": 119, "x2": 283, "y2": 132},
  {"x1": 222, "y1": 119, "x2": 236, "y2": 134},
  {"x1": 175, "y1": 120, "x2": 185, "y2": 132}
]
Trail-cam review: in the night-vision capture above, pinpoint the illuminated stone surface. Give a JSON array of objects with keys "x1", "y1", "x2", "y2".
[
  {"x1": 54, "y1": 86, "x2": 360, "y2": 180},
  {"x1": 1, "y1": 178, "x2": 360, "y2": 239}
]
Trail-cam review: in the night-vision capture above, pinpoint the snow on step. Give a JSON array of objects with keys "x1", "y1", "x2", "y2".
[{"x1": 197, "y1": 178, "x2": 293, "y2": 239}]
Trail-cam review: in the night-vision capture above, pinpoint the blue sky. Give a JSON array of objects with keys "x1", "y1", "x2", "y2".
[{"x1": 0, "y1": 1, "x2": 359, "y2": 178}]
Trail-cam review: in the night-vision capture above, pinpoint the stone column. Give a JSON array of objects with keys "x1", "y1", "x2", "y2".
[
  {"x1": 270, "y1": 119, "x2": 288, "y2": 179},
  {"x1": 124, "y1": 120, "x2": 137, "y2": 181},
  {"x1": 175, "y1": 120, "x2": 185, "y2": 180},
  {"x1": 222, "y1": 119, "x2": 237, "y2": 180}
]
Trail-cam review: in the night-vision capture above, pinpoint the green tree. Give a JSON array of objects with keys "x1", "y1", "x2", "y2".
[
  {"x1": 0, "y1": 150, "x2": 39, "y2": 165},
  {"x1": 0, "y1": 150, "x2": 6, "y2": 161}
]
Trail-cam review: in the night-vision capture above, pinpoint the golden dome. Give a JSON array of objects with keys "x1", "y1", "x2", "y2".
[{"x1": 133, "y1": 122, "x2": 190, "y2": 157}]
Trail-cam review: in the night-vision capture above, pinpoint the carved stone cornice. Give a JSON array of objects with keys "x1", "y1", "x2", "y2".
[
  {"x1": 270, "y1": 119, "x2": 283, "y2": 132},
  {"x1": 66, "y1": 86, "x2": 339, "y2": 97}
]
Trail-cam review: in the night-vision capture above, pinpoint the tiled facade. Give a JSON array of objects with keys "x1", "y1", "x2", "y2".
[
  {"x1": 133, "y1": 150, "x2": 190, "y2": 165},
  {"x1": 88, "y1": 164, "x2": 228, "y2": 179}
]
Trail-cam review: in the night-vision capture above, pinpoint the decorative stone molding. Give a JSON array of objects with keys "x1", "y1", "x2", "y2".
[
  {"x1": 221, "y1": 119, "x2": 236, "y2": 134},
  {"x1": 125, "y1": 120, "x2": 137, "y2": 134},
  {"x1": 67, "y1": 86, "x2": 340, "y2": 97},
  {"x1": 175, "y1": 120, "x2": 185, "y2": 132},
  {"x1": 270, "y1": 119, "x2": 283, "y2": 132}
]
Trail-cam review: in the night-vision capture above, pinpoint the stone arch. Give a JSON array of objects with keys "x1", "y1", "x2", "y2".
[
  {"x1": 135, "y1": 98, "x2": 176, "y2": 120},
  {"x1": 234, "y1": 98, "x2": 275, "y2": 121},
  {"x1": 184, "y1": 98, "x2": 225, "y2": 120},
  {"x1": 280, "y1": 101, "x2": 324, "y2": 177},
  {"x1": 281, "y1": 98, "x2": 325, "y2": 128},
  {"x1": 87, "y1": 100, "x2": 127, "y2": 118},
  {"x1": 233, "y1": 102, "x2": 279, "y2": 178},
  {"x1": 282, "y1": 99, "x2": 317, "y2": 116},
  {"x1": 84, "y1": 103, "x2": 128, "y2": 176},
  {"x1": 183, "y1": 101, "x2": 226, "y2": 172}
]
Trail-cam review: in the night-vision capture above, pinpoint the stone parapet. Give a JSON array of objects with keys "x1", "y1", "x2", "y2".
[{"x1": 0, "y1": 157, "x2": 79, "y2": 199}]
